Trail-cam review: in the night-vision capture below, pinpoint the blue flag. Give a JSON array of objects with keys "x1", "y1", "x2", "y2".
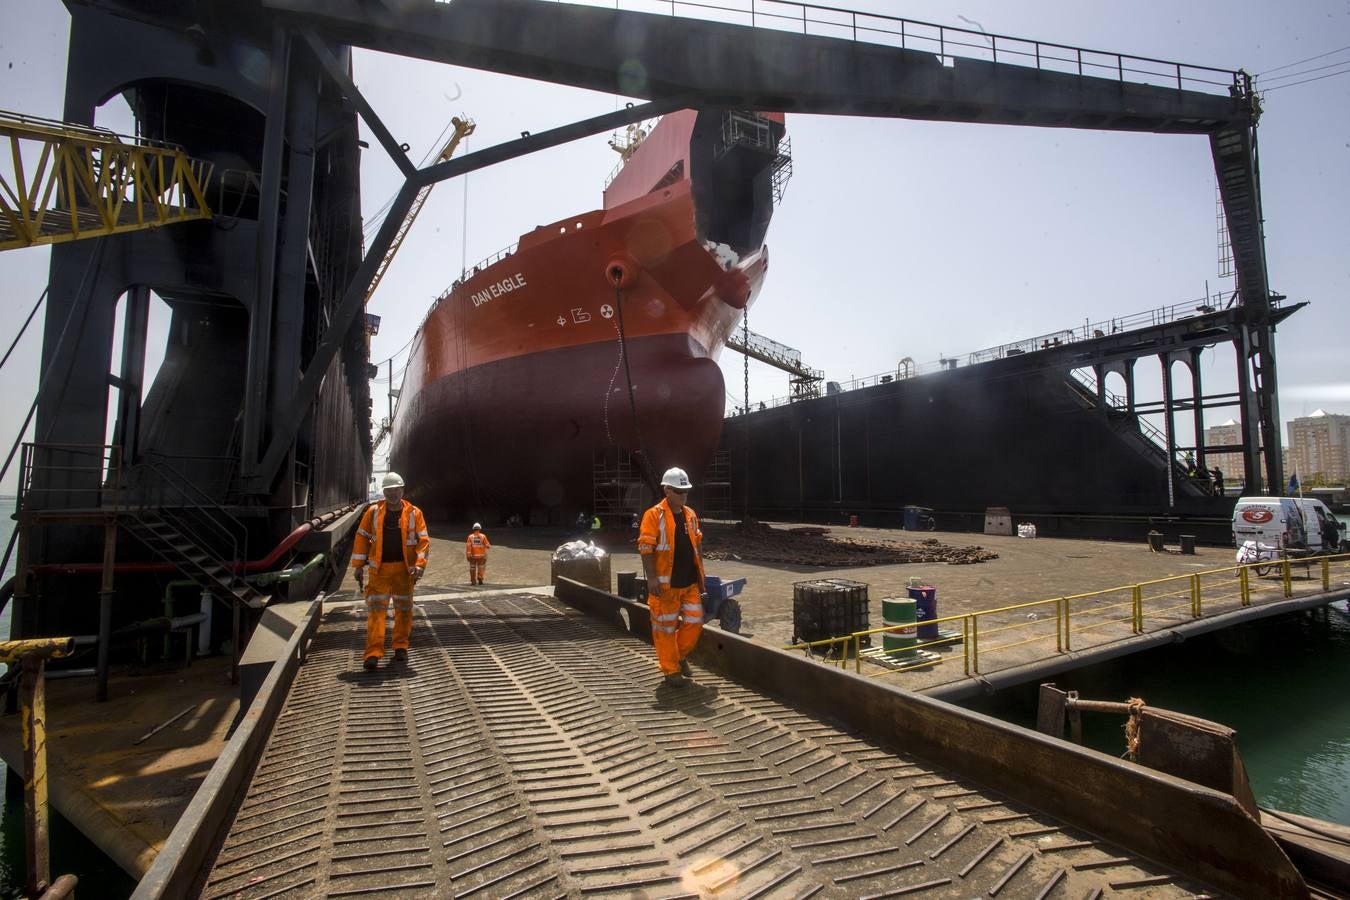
[{"x1": 1289, "y1": 473, "x2": 1300, "y2": 493}]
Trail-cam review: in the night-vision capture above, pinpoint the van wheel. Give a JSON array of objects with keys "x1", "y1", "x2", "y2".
[{"x1": 1254, "y1": 564, "x2": 1273, "y2": 577}]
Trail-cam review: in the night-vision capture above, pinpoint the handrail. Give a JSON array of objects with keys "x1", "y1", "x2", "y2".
[
  {"x1": 127, "y1": 452, "x2": 249, "y2": 572},
  {"x1": 785, "y1": 551, "x2": 1350, "y2": 679},
  {"x1": 737, "y1": 293, "x2": 1263, "y2": 413},
  {"x1": 557, "y1": 1, "x2": 1243, "y2": 95}
]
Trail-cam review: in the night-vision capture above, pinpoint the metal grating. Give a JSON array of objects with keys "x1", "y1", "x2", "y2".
[{"x1": 202, "y1": 593, "x2": 1212, "y2": 898}]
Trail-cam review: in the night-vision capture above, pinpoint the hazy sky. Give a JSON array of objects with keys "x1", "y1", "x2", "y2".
[{"x1": 2, "y1": 0, "x2": 1347, "y2": 491}]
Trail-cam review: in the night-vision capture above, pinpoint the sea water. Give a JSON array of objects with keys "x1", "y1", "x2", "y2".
[{"x1": 961, "y1": 597, "x2": 1350, "y2": 827}]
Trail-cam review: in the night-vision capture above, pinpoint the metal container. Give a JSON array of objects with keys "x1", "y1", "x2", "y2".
[{"x1": 881, "y1": 597, "x2": 917, "y2": 658}]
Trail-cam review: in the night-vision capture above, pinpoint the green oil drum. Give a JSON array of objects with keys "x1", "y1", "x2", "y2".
[{"x1": 882, "y1": 597, "x2": 917, "y2": 658}]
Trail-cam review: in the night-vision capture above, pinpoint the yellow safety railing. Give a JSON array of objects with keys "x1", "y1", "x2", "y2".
[
  {"x1": 784, "y1": 551, "x2": 1350, "y2": 678},
  {"x1": 1, "y1": 109, "x2": 214, "y2": 251}
]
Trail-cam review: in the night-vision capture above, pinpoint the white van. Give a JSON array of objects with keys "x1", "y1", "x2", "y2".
[
  {"x1": 1231, "y1": 496, "x2": 1307, "y2": 549},
  {"x1": 1293, "y1": 498, "x2": 1348, "y2": 553}
]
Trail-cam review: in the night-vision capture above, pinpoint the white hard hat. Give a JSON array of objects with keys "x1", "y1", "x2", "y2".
[
  {"x1": 660, "y1": 467, "x2": 693, "y2": 490},
  {"x1": 381, "y1": 471, "x2": 405, "y2": 490},
  {"x1": 473, "y1": 522, "x2": 481, "y2": 530}
]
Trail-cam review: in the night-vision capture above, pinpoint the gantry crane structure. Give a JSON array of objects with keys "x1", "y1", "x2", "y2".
[{"x1": 0, "y1": 109, "x2": 213, "y2": 251}]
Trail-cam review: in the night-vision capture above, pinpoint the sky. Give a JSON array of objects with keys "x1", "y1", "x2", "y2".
[{"x1": 1, "y1": 0, "x2": 1348, "y2": 491}]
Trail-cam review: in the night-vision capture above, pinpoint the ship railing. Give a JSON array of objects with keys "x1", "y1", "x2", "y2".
[
  {"x1": 741, "y1": 292, "x2": 1258, "y2": 413},
  {"x1": 559, "y1": 1, "x2": 1243, "y2": 95},
  {"x1": 786, "y1": 550, "x2": 1350, "y2": 678},
  {"x1": 435, "y1": 242, "x2": 522, "y2": 306}
]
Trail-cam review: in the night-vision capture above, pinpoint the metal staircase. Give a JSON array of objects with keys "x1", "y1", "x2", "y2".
[
  {"x1": 1063, "y1": 373, "x2": 1211, "y2": 499},
  {"x1": 122, "y1": 513, "x2": 265, "y2": 610},
  {"x1": 122, "y1": 454, "x2": 266, "y2": 609}
]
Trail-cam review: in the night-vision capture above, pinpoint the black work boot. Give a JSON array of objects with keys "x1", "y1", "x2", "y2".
[
  {"x1": 363, "y1": 656, "x2": 378, "y2": 671},
  {"x1": 394, "y1": 648, "x2": 408, "y2": 663},
  {"x1": 663, "y1": 673, "x2": 688, "y2": 688},
  {"x1": 679, "y1": 659, "x2": 692, "y2": 678}
]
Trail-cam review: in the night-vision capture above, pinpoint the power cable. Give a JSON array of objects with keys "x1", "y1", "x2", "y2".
[
  {"x1": 1256, "y1": 57, "x2": 1350, "y2": 85},
  {"x1": 1257, "y1": 45, "x2": 1350, "y2": 77},
  {"x1": 1259, "y1": 64, "x2": 1350, "y2": 92}
]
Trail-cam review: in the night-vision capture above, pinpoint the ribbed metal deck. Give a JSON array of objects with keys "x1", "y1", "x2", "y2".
[{"x1": 201, "y1": 593, "x2": 1209, "y2": 898}]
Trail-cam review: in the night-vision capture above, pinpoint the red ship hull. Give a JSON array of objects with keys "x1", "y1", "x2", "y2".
[{"x1": 389, "y1": 110, "x2": 785, "y2": 522}]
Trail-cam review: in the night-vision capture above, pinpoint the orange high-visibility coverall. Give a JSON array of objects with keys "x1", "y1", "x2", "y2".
[
  {"x1": 351, "y1": 499, "x2": 430, "y2": 660},
  {"x1": 465, "y1": 530, "x2": 491, "y2": 584},
  {"x1": 638, "y1": 499, "x2": 706, "y2": 676}
]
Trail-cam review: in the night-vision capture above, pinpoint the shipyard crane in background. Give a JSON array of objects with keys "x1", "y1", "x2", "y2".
[
  {"x1": 362, "y1": 115, "x2": 475, "y2": 317},
  {"x1": 365, "y1": 116, "x2": 476, "y2": 450},
  {"x1": 0, "y1": 109, "x2": 214, "y2": 251}
]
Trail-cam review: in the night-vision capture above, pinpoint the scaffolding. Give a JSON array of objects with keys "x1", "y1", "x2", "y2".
[
  {"x1": 591, "y1": 447, "x2": 647, "y2": 521},
  {"x1": 713, "y1": 111, "x2": 793, "y2": 204},
  {"x1": 700, "y1": 449, "x2": 732, "y2": 520}
]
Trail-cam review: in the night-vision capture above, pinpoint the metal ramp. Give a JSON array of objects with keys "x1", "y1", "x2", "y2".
[{"x1": 198, "y1": 592, "x2": 1219, "y2": 898}]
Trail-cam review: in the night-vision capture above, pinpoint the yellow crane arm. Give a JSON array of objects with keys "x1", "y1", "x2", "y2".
[
  {"x1": 0, "y1": 109, "x2": 213, "y2": 252},
  {"x1": 364, "y1": 116, "x2": 476, "y2": 306}
]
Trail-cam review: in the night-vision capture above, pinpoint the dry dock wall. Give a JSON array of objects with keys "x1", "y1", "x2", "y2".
[
  {"x1": 719, "y1": 358, "x2": 1235, "y2": 535},
  {"x1": 555, "y1": 578, "x2": 1307, "y2": 898}
]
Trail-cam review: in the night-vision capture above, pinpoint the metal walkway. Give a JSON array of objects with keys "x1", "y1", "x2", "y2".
[{"x1": 201, "y1": 592, "x2": 1210, "y2": 898}]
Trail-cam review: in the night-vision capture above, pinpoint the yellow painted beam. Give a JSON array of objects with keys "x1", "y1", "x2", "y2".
[{"x1": 0, "y1": 110, "x2": 214, "y2": 251}]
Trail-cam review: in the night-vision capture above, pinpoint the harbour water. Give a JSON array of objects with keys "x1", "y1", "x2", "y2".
[{"x1": 0, "y1": 506, "x2": 1345, "y2": 892}]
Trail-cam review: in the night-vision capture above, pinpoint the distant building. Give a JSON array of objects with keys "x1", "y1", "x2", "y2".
[
  {"x1": 1204, "y1": 419, "x2": 1245, "y2": 482},
  {"x1": 1286, "y1": 409, "x2": 1350, "y2": 486}
]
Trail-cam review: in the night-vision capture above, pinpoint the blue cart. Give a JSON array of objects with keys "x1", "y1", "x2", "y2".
[{"x1": 703, "y1": 575, "x2": 747, "y2": 633}]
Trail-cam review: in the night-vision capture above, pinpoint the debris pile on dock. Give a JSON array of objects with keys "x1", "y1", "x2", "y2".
[{"x1": 702, "y1": 520, "x2": 998, "y2": 567}]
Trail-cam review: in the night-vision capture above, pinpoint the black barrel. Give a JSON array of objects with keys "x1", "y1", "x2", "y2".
[
  {"x1": 1179, "y1": 534, "x2": 1196, "y2": 555},
  {"x1": 616, "y1": 571, "x2": 637, "y2": 599}
]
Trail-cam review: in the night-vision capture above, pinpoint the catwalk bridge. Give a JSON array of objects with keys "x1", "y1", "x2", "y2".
[{"x1": 135, "y1": 583, "x2": 1305, "y2": 898}]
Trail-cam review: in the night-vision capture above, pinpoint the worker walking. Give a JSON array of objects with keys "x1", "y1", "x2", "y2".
[
  {"x1": 466, "y1": 523, "x2": 491, "y2": 584},
  {"x1": 638, "y1": 467, "x2": 706, "y2": 687},
  {"x1": 350, "y1": 472, "x2": 429, "y2": 670}
]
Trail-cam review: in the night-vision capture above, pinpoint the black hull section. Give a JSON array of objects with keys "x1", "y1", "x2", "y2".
[{"x1": 723, "y1": 359, "x2": 1238, "y2": 540}]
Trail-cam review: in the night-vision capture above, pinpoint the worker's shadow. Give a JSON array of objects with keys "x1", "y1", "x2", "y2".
[
  {"x1": 336, "y1": 662, "x2": 418, "y2": 685},
  {"x1": 652, "y1": 681, "x2": 720, "y2": 717}
]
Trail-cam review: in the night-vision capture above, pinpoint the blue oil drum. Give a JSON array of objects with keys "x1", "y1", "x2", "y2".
[
  {"x1": 908, "y1": 584, "x2": 938, "y2": 642},
  {"x1": 903, "y1": 506, "x2": 920, "y2": 530}
]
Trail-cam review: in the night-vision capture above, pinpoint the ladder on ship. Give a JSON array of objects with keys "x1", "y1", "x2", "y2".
[{"x1": 0, "y1": 109, "x2": 214, "y2": 251}]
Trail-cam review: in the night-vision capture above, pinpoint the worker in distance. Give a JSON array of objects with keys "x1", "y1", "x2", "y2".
[
  {"x1": 350, "y1": 472, "x2": 430, "y2": 670},
  {"x1": 466, "y1": 522, "x2": 491, "y2": 584}
]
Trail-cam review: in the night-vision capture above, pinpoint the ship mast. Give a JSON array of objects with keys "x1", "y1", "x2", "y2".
[{"x1": 607, "y1": 121, "x2": 648, "y2": 162}]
